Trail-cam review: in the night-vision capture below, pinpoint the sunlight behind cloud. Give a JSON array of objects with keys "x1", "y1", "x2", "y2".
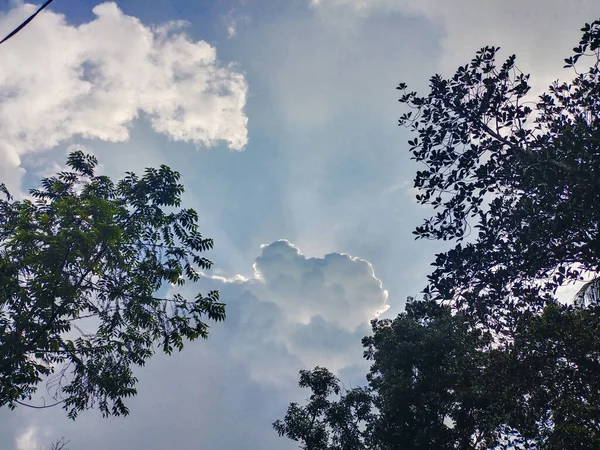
[{"x1": 196, "y1": 240, "x2": 390, "y2": 382}]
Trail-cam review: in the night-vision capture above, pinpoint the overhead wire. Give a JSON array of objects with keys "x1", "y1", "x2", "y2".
[{"x1": 0, "y1": 0, "x2": 57, "y2": 45}]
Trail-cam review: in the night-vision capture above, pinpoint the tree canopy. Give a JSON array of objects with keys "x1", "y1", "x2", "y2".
[
  {"x1": 398, "y1": 19, "x2": 600, "y2": 326},
  {"x1": 275, "y1": 300, "x2": 600, "y2": 449},
  {"x1": 0, "y1": 151, "x2": 225, "y2": 418},
  {"x1": 275, "y1": 18, "x2": 600, "y2": 450}
]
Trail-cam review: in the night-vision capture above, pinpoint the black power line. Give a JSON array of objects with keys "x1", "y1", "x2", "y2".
[{"x1": 0, "y1": 0, "x2": 57, "y2": 46}]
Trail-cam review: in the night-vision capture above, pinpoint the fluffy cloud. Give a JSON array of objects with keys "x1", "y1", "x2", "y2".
[
  {"x1": 1, "y1": 240, "x2": 389, "y2": 450},
  {"x1": 254, "y1": 240, "x2": 389, "y2": 326},
  {"x1": 0, "y1": 2, "x2": 248, "y2": 192},
  {"x1": 209, "y1": 240, "x2": 389, "y2": 381}
]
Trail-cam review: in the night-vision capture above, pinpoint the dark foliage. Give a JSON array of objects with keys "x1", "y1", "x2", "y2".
[
  {"x1": 398, "y1": 19, "x2": 600, "y2": 326},
  {"x1": 275, "y1": 18, "x2": 600, "y2": 450},
  {"x1": 276, "y1": 300, "x2": 600, "y2": 449}
]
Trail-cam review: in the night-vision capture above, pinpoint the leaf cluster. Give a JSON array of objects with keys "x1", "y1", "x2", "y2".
[
  {"x1": 277, "y1": 300, "x2": 600, "y2": 449},
  {"x1": 398, "y1": 20, "x2": 600, "y2": 326}
]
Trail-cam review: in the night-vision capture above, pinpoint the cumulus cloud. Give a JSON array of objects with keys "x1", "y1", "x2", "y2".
[
  {"x1": 253, "y1": 240, "x2": 389, "y2": 328},
  {"x1": 206, "y1": 240, "x2": 389, "y2": 381},
  {"x1": 0, "y1": 2, "x2": 248, "y2": 192}
]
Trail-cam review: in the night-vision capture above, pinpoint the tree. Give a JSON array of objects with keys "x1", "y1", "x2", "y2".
[
  {"x1": 363, "y1": 300, "x2": 500, "y2": 450},
  {"x1": 0, "y1": 151, "x2": 225, "y2": 419},
  {"x1": 275, "y1": 17, "x2": 600, "y2": 450},
  {"x1": 48, "y1": 438, "x2": 70, "y2": 450},
  {"x1": 273, "y1": 367, "x2": 374, "y2": 450},
  {"x1": 276, "y1": 300, "x2": 600, "y2": 449},
  {"x1": 397, "y1": 19, "x2": 600, "y2": 327}
]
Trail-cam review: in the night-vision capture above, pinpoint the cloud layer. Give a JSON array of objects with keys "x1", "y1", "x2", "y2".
[
  {"x1": 310, "y1": 0, "x2": 600, "y2": 81},
  {"x1": 0, "y1": 2, "x2": 247, "y2": 192}
]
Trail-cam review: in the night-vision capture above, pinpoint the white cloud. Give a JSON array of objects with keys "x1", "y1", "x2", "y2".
[
  {"x1": 203, "y1": 240, "x2": 390, "y2": 381},
  {"x1": 310, "y1": 0, "x2": 391, "y2": 10},
  {"x1": 228, "y1": 24, "x2": 236, "y2": 38},
  {"x1": 253, "y1": 240, "x2": 389, "y2": 329},
  {"x1": 15, "y1": 426, "x2": 38, "y2": 450},
  {"x1": 220, "y1": 5, "x2": 251, "y2": 40},
  {"x1": 0, "y1": 2, "x2": 248, "y2": 192}
]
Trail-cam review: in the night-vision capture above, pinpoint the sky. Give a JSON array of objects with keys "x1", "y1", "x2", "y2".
[{"x1": 0, "y1": 1, "x2": 598, "y2": 449}]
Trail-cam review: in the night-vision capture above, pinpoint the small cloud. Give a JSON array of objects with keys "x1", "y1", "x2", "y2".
[
  {"x1": 227, "y1": 23, "x2": 236, "y2": 38},
  {"x1": 222, "y1": 9, "x2": 251, "y2": 40},
  {"x1": 15, "y1": 426, "x2": 39, "y2": 450}
]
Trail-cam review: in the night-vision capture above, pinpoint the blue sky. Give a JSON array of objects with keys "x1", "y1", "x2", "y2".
[{"x1": 0, "y1": 1, "x2": 598, "y2": 449}]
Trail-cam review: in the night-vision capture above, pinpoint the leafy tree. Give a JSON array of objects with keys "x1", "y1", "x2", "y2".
[
  {"x1": 507, "y1": 302, "x2": 600, "y2": 448},
  {"x1": 273, "y1": 367, "x2": 374, "y2": 450},
  {"x1": 397, "y1": 19, "x2": 600, "y2": 327},
  {"x1": 276, "y1": 300, "x2": 600, "y2": 449},
  {"x1": 0, "y1": 151, "x2": 225, "y2": 419},
  {"x1": 366, "y1": 300, "x2": 600, "y2": 450},
  {"x1": 363, "y1": 300, "x2": 499, "y2": 450},
  {"x1": 276, "y1": 18, "x2": 600, "y2": 450}
]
